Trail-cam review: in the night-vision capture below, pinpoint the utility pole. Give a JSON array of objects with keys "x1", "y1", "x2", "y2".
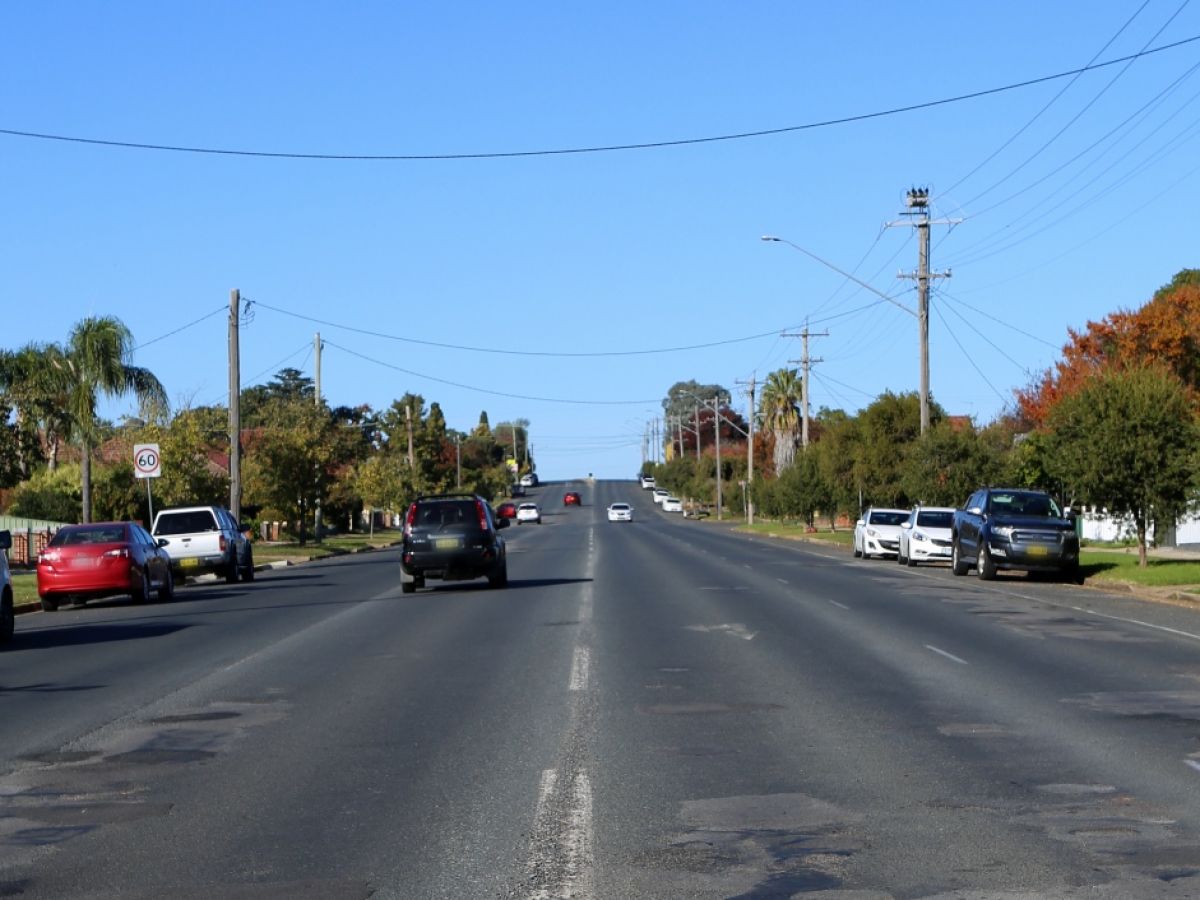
[
  {"x1": 735, "y1": 374, "x2": 756, "y2": 524},
  {"x1": 889, "y1": 187, "x2": 957, "y2": 434},
  {"x1": 313, "y1": 332, "x2": 323, "y2": 544},
  {"x1": 406, "y1": 401, "x2": 415, "y2": 469},
  {"x1": 712, "y1": 395, "x2": 723, "y2": 521},
  {"x1": 784, "y1": 323, "x2": 828, "y2": 448},
  {"x1": 694, "y1": 404, "x2": 701, "y2": 461},
  {"x1": 228, "y1": 289, "x2": 242, "y2": 523},
  {"x1": 455, "y1": 434, "x2": 462, "y2": 488}
]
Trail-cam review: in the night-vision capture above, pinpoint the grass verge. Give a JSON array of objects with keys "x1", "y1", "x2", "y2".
[
  {"x1": 1080, "y1": 551, "x2": 1200, "y2": 592},
  {"x1": 736, "y1": 522, "x2": 855, "y2": 548}
]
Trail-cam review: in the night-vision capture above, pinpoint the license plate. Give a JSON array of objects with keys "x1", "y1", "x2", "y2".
[
  {"x1": 69, "y1": 557, "x2": 95, "y2": 569},
  {"x1": 180, "y1": 557, "x2": 199, "y2": 569},
  {"x1": 435, "y1": 538, "x2": 460, "y2": 550},
  {"x1": 1027, "y1": 545, "x2": 1049, "y2": 557}
]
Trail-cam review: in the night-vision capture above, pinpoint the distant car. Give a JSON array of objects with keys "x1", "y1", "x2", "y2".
[
  {"x1": 652, "y1": 489, "x2": 670, "y2": 505},
  {"x1": 520, "y1": 473, "x2": 537, "y2": 487},
  {"x1": 853, "y1": 507, "x2": 910, "y2": 559},
  {"x1": 640, "y1": 475, "x2": 656, "y2": 490},
  {"x1": 496, "y1": 502, "x2": 518, "y2": 519},
  {"x1": 0, "y1": 531, "x2": 13, "y2": 644},
  {"x1": 400, "y1": 494, "x2": 509, "y2": 593},
  {"x1": 662, "y1": 497, "x2": 683, "y2": 513},
  {"x1": 898, "y1": 506, "x2": 955, "y2": 567},
  {"x1": 152, "y1": 505, "x2": 253, "y2": 583},
  {"x1": 563, "y1": 492, "x2": 582, "y2": 506},
  {"x1": 37, "y1": 521, "x2": 174, "y2": 611},
  {"x1": 607, "y1": 502, "x2": 633, "y2": 522},
  {"x1": 511, "y1": 483, "x2": 526, "y2": 498},
  {"x1": 515, "y1": 503, "x2": 542, "y2": 524}
]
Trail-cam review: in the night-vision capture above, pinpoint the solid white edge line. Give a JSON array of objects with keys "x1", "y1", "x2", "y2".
[{"x1": 925, "y1": 644, "x2": 969, "y2": 665}]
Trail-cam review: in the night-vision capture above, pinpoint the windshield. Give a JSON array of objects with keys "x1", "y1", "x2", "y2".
[
  {"x1": 916, "y1": 511, "x2": 953, "y2": 528},
  {"x1": 987, "y1": 491, "x2": 1062, "y2": 518},
  {"x1": 869, "y1": 510, "x2": 909, "y2": 526}
]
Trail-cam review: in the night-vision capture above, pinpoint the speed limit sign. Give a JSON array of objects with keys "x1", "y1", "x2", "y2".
[{"x1": 133, "y1": 443, "x2": 162, "y2": 479}]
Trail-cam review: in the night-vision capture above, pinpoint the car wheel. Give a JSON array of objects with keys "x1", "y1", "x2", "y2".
[
  {"x1": 897, "y1": 546, "x2": 906, "y2": 565},
  {"x1": 39, "y1": 595, "x2": 59, "y2": 612},
  {"x1": 132, "y1": 568, "x2": 151, "y2": 603},
  {"x1": 853, "y1": 540, "x2": 862, "y2": 559},
  {"x1": 951, "y1": 540, "x2": 969, "y2": 576},
  {"x1": 241, "y1": 549, "x2": 255, "y2": 582},
  {"x1": 0, "y1": 592, "x2": 13, "y2": 644},
  {"x1": 400, "y1": 566, "x2": 417, "y2": 594},
  {"x1": 1067, "y1": 563, "x2": 1084, "y2": 585},
  {"x1": 906, "y1": 551, "x2": 917, "y2": 568},
  {"x1": 224, "y1": 555, "x2": 239, "y2": 584},
  {"x1": 157, "y1": 567, "x2": 174, "y2": 602},
  {"x1": 978, "y1": 545, "x2": 997, "y2": 580},
  {"x1": 488, "y1": 562, "x2": 508, "y2": 589}
]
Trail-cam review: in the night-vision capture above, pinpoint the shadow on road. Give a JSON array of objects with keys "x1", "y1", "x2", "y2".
[{"x1": 6, "y1": 621, "x2": 192, "y2": 652}]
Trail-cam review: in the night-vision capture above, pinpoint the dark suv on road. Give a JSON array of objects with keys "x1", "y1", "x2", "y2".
[
  {"x1": 400, "y1": 494, "x2": 509, "y2": 593},
  {"x1": 951, "y1": 487, "x2": 1080, "y2": 582}
]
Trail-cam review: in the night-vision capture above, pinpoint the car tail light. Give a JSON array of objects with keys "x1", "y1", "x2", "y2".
[
  {"x1": 404, "y1": 503, "x2": 417, "y2": 537},
  {"x1": 219, "y1": 535, "x2": 227, "y2": 553},
  {"x1": 475, "y1": 500, "x2": 488, "y2": 532},
  {"x1": 102, "y1": 547, "x2": 130, "y2": 559}
]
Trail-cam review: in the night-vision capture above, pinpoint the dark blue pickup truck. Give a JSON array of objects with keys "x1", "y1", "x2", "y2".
[{"x1": 951, "y1": 487, "x2": 1081, "y2": 582}]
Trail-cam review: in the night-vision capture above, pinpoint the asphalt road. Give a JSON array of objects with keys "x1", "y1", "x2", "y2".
[{"x1": 3, "y1": 480, "x2": 1200, "y2": 898}]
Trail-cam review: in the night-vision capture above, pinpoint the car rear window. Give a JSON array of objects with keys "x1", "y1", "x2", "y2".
[
  {"x1": 51, "y1": 525, "x2": 127, "y2": 546},
  {"x1": 155, "y1": 511, "x2": 219, "y2": 535},
  {"x1": 869, "y1": 511, "x2": 909, "y2": 526},
  {"x1": 415, "y1": 501, "x2": 479, "y2": 529}
]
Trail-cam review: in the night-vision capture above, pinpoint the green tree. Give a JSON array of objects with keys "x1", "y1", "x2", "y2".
[
  {"x1": 901, "y1": 419, "x2": 1002, "y2": 507},
  {"x1": 854, "y1": 391, "x2": 940, "y2": 508},
  {"x1": 1045, "y1": 366, "x2": 1200, "y2": 566},
  {"x1": 813, "y1": 409, "x2": 859, "y2": 526},
  {"x1": 41, "y1": 317, "x2": 168, "y2": 523}
]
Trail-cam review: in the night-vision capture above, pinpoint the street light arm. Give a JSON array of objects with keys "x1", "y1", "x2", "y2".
[{"x1": 761, "y1": 235, "x2": 916, "y2": 318}]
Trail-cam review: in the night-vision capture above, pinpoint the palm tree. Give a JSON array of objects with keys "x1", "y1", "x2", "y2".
[
  {"x1": 760, "y1": 368, "x2": 803, "y2": 476},
  {"x1": 44, "y1": 317, "x2": 168, "y2": 522}
]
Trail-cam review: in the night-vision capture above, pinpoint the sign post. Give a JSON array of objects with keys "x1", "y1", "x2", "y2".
[{"x1": 133, "y1": 443, "x2": 162, "y2": 525}]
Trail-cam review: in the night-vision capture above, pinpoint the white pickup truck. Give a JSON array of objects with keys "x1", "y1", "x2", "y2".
[{"x1": 151, "y1": 506, "x2": 254, "y2": 583}]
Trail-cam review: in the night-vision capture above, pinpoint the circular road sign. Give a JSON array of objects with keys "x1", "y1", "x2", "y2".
[{"x1": 134, "y1": 443, "x2": 162, "y2": 478}]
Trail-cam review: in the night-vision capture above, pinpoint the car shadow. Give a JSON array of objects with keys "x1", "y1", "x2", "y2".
[{"x1": 8, "y1": 621, "x2": 192, "y2": 652}]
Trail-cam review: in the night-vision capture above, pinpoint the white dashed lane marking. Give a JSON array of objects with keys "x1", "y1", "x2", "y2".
[{"x1": 925, "y1": 644, "x2": 969, "y2": 665}]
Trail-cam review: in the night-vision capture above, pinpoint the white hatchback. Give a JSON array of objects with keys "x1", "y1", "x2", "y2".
[
  {"x1": 898, "y1": 506, "x2": 955, "y2": 566},
  {"x1": 607, "y1": 503, "x2": 633, "y2": 522},
  {"x1": 652, "y1": 489, "x2": 670, "y2": 505},
  {"x1": 661, "y1": 497, "x2": 683, "y2": 513},
  {"x1": 853, "y1": 507, "x2": 910, "y2": 559},
  {"x1": 515, "y1": 503, "x2": 541, "y2": 524}
]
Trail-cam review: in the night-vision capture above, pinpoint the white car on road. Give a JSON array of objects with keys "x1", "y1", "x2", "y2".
[
  {"x1": 652, "y1": 489, "x2": 670, "y2": 505},
  {"x1": 898, "y1": 506, "x2": 955, "y2": 567},
  {"x1": 606, "y1": 502, "x2": 633, "y2": 522},
  {"x1": 661, "y1": 497, "x2": 683, "y2": 513},
  {"x1": 515, "y1": 503, "x2": 541, "y2": 524},
  {"x1": 853, "y1": 507, "x2": 910, "y2": 559}
]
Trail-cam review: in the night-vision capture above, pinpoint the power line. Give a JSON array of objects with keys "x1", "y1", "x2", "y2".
[
  {"x1": 252, "y1": 300, "x2": 791, "y2": 357},
  {"x1": 931, "y1": 304, "x2": 1010, "y2": 405},
  {"x1": 2, "y1": 36, "x2": 1198, "y2": 161},
  {"x1": 322, "y1": 339, "x2": 658, "y2": 406},
  {"x1": 936, "y1": 289, "x2": 1060, "y2": 349},
  {"x1": 133, "y1": 304, "x2": 226, "y2": 351}
]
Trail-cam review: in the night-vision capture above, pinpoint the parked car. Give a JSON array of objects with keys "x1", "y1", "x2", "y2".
[
  {"x1": 952, "y1": 487, "x2": 1081, "y2": 581},
  {"x1": 898, "y1": 506, "x2": 955, "y2": 567},
  {"x1": 652, "y1": 489, "x2": 670, "y2": 505},
  {"x1": 640, "y1": 475, "x2": 656, "y2": 490},
  {"x1": 853, "y1": 508, "x2": 910, "y2": 559},
  {"x1": 400, "y1": 494, "x2": 509, "y2": 593},
  {"x1": 511, "y1": 482, "x2": 526, "y2": 498},
  {"x1": 152, "y1": 505, "x2": 253, "y2": 583},
  {"x1": 0, "y1": 531, "x2": 13, "y2": 643},
  {"x1": 606, "y1": 502, "x2": 633, "y2": 522},
  {"x1": 520, "y1": 473, "x2": 537, "y2": 488},
  {"x1": 515, "y1": 503, "x2": 542, "y2": 524},
  {"x1": 496, "y1": 501, "x2": 518, "y2": 520},
  {"x1": 563, "y1": 492, "x2": 582, "y2": 506},
  {"x1": 662, "y1": 497, "x2": 683, "y2": 513},
  {"x1": 37, "y1": 522, "x2": 174, "y2": 611}
]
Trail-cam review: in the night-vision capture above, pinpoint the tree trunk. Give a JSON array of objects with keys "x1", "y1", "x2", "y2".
[
  {"x1": 80, "y1": 436, "x2": 92, "y2": 523},
  {"x1": 1136, "y1": 516, "x2": 1148, "y2": 568}
]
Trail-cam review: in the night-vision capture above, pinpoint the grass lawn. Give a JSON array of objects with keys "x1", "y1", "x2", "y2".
[
  {"x1": 736, "y1": 522, "x2": 855, "y2": 548},
  {"x1": 1080, "y1": 550, "x2": 1200, "y2": 591}
]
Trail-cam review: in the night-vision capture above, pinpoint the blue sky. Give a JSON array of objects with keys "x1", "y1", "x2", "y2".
[{"x1": 3, "y1": 2, "x2": 1199, "y2": 479}]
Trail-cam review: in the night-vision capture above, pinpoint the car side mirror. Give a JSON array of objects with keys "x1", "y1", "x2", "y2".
[
  {"x1": 901, "y1": 521, "x2": 912, "y2": 529},
  {"x1": 0, "y1": 530, "x2": 11, "y2": 551},
  {"x1": 968, "y1": 506, "x2": 983, "y2": 516},
  {"x1": 855, "y1": 519, "x2": 864, "y2": 527}
]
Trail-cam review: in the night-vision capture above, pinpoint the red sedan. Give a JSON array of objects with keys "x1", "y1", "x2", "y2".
[
  {"x1": 496, "y1": 501, "x2": 518, "y2": 520},
  {"x1": 37, "y1": 522, "x2": 174, "y2": 612},
  {"x1": 563, "y1": 492, "x2": 582, "y2": 506}
]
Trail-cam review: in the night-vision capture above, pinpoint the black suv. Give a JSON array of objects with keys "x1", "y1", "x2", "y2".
[
  {"x1": 951, "y1": 487, "x2": 1080, "y2": 582},
  {"x1": 400, "y1": 494, "x2": 509, "y2": 593}
]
